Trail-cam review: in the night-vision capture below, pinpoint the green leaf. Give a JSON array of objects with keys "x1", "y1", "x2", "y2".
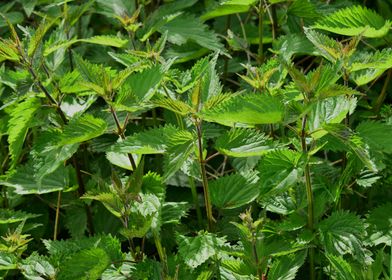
[
  {"x1": 74, "y1": 53, "x2": 108, "y2": 89},
  {"x1": 79, "y1": 35, "x2": 128, "y2": 48},
  {"x1": 158, "y1": 14, "x2": 224, "y2": 52},
  {"x1": 0, "y1": 39, "x2": 20, "y2": 62},
  {"x1": 356, "y1": 121, "x2": 392, "y2": 153},
  {"x1": 268, "y1": 251, "x2": 306, "y2": 280},
  {"x1": 201, "y1": 93, "x2": 284, "y2": 126},
  {"x1": 349, "y1": 49, "x2": 392, "y2": 86},
  {"x1": 32, "y1": 129, "x2": 79, "y2": 179},
  {"x1": 115, "y1": 65, "x2": 164, "y2": 111},
  {"x1": 313, "y1": 6, "x2": 391, "y2": 38},
  {"x1": 28, "y1": 17, "x2": 57, "y2": 58},
  {"x1": 139, "y1": 0, "x2": 198, "y2": 41},
  {"x1": 318, "y1": 211, "x2": 365, "y2": 261},
  {"x1": 111, "y1": 125, "x2": 180, "y2": 154},
  {"x1": 0, "y1": 252, "x2": 18, "y2": 270},
  {"x1": 209, "y1": 171, "x2": 259, "y2": 209},
  {"x1": 200, "y1": 0, "x2": 258, "y2": 21},
  {"x1": 1, "y1": 163, "x2": 73, "y2": 194},
  {"x1": 152, "y1": 95, "x2": 193, "y2": 116},
  {"x1": 7, "y1": 97, "x2": 40, "y2": 168},
  {"x1": 57, "y1": 248, "x2": 110, "y2": 280},
  {"x1": 325, "y1": 254, "x2": 356, "y2": 280},
  {"x1": 21, "y1": 253, "x2": 56, "y2": 280},
  {"x1": 43, "y1": 235, "x2": 122, "y2": 264},
  {"x1": 275, "y1": 33, "x2": 318, "y2": 62},
  {"x1": 215, "y1": 128, "x2": 277, "y2": 157},
  {"x1": 161, "y1": 202, "x2": 190, "y2": 224},
  {"x1": 59, "y1": 114, "x2": 107, "y2": 145},
  {"x1": 323, "y1": 124, "x2": 377, "y2": 172},
  {"x1": 258, "y1": 149, "x2": 304, "y2": 198},
  {"x1": 163, "y1": 130, "x2": 195, "y2": 180},
  {"x1": 308, "y1": 96, "x2": 357, "y2": 139},
  {"x1": 304, "y1": 28, "x2": 341, "y2": 62},
  {"x1": 0, "y1": 209, "x2": 40, "y2": 224},
  {"x1": 367, "y1": 203, "x2": 392, "y2": 238},
  {"x1": 177, "y1": 232, "x2": 226, "y2": 269}
]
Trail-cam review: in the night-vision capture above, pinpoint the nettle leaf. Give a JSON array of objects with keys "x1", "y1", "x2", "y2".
[
  {"x1": 59, "y1": 114, "x2": 107, "y2": 145},
  {"x1": 153, "y1": 95, "x2": 193, "y2": 116},
  {"x1": 304, "y1": 28, "x2": 341, "y2": 63},
  {"x1": 124, "y1": 193, "x2": 161, "y2": 238},
  {"x1": 0, "y1": 252, "x2": 18, "y2": 270},
  {"x1": 115, "y1": 65, "x2": 164, "y2": 111},
  {"x1": 1, "y1": 163, "x2": 73, "y2": 194},
  {"x1": 324, "y1": 254, "x2": 355, "y2": 280},
  {"x1": 191, "y1": 54, "x2": 222, "y2": 107},
  {"x1": 111, "y1": 125, "x2": 180, "y2": 154},
  {"x1": 349, "y1": 49, "x2": 392, "y2": 86},
  {"x1": 367, "y1": 203, "x2": 392, "y2": 238},
  {"x1": 57, "y1": 248, "x2": 110, "y2": 280},
  {"x1": 308, "y1": 96, "x2": 357, "y2": 139},
  {"x1": 7, "y1": 97, "x2": 40, "y2": 168},
  {"x1": 322, "y1": 124, "x2": 377, "y2": 172},
  {"x1": 82, "y1": 192, "x2": 123, "y2": 218},
  {"x1": 158, "y1": 14, "x2": 224, "y2": 52},
  {"x1": 161, "y1": 202, "x2": 190, "y2": 224},
  {"x1": 201, "y1": 0, "x2": 258, "y2": 21},
  {"x1": 209, "y1": 171, "x2": 259, "y2": 209},
  {"x1": 177, "y1": 232, "x2": 226, "y2": 269},
  {"x1": 32, "y1": 130, "x2": 79, "y2": 179},
  {"x1": 275, "y1": 33, "x2": 319, "y2": 62},
  {"x1": 43, "y1": 234, "x2": 122, "y2": 264},
  {"x1": 313, "y1": 5, "x2": 391, "y2": 38},
  {"x1": 28, "y1": 17, "x2": 57, "y2": 58},
  {"x1": 215, "y1": 128, "x2": 278, "y2": 157},
  {"x1": 139, "y1": 0, "x2": 198, "y2": 41},
  {"x1": 74, "y1": 53, "x2": 108, "y2": 89},
  {"x1": 268, "y1": 251, "x2": 306, "y2": 280},
  {"x1": 20, "y1": 252, "x2": 56, "y2": 280},
  {"x1": 0, "y1": 209, "x2": 40, "y2": 224},
  {"x1": 80, "y1": 35, "x2": 128, "y2": 48},
  {"x1": 356, "y1": 121, "x2": 392, "y2": 153},
  {"x1": 201, "y1": 93, "x2": 284, "y2": 126},
  {"x1": 0, "y1": 39, "x2": 20, "y2": 62},
  {"x1": 318, "y1": 211, "x2": 365, "y2": 261},
  {"x1": 163, "y1": 130, "x2": 195, "y2": 180},
  {"x1": 258, "y1": 149, "x2": 304, "y2": 198}
]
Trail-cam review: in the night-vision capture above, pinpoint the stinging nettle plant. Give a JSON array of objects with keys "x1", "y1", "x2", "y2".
[{"x1": 0, "y1": 0, "x2": 392, "y2": 279}]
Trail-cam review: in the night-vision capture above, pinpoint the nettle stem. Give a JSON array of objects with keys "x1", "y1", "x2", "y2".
[
  {"x1": 300, "y1": 115, "x2": 315, "y2": 280},
  {"x1": 109, "y1": 105, "x2": 137, "y2": 170},
  {"x1": 258, "y1": 0, "x2": 264, "y2": 64},
  {"x1": 195, "y1": 120, "x2": 214, "y2": 230}
]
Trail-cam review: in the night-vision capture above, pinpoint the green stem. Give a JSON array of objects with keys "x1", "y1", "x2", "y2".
[
  {"x1": 195, "y1": 120, "x2": 214, "y2": 231},
  {"x1": 374, "y1": 69, "x2": 392, "y2": 114},
  {"x1": 300, "y1": 115, "x2": 315, "y2": 280},
  {"x1": 109, "y1": 105, "x2": 137, "y2": 170},
  {"x1": 54, "y1": 191, "x2": 62, "y2": 240},
  {"x1": 154, "y1": 233, "x2": 168, "y2": 276},
  {"x1": 258, "y1": 0, "x2": 264, "y2": 64},
  {"x1": 189, "y1": 176, "x2": 203, "y2": 226}
]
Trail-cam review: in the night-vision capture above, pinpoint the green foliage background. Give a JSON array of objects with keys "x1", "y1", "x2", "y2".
[{"x1": 1, "y1": 0, "x2": 392, "y2": 279}]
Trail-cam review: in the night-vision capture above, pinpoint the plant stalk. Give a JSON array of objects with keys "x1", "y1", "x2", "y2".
[
  {"x1": 258, "y1": 0, "x2": 264, "y2": 64},
  {"x1": 109, "y1": 105, "x2": 137, "y2": 170},
  {"x1": 54, "y1": 191, "x2": 62, "y2": 240},
  {"x1": 300, "y1": 115, "x2": 315, "y2": 280},
  {"x1": 195, "y1": 120, "x2": 214, "y2": 230},
  {"x1": 189, "y1": 176, "x2": 203, "y2": 226},
  {"x1": 374, "y1": 69, "x2": 392, "y2": 114}
]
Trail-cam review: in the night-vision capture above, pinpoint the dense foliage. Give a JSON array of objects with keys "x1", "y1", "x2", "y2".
[{"x1": 1, "y1": 0, "x2": 392, "y2": 279}]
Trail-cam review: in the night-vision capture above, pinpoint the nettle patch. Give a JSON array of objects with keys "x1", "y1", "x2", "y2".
[{"x1": 0, "y1": 1, "x2": 392, "y2": 279}]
